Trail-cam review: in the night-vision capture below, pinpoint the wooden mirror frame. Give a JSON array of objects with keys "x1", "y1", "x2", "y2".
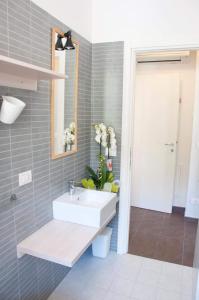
[{"x1": 51, "y1": 27, "x2": 79, "y2": 159}]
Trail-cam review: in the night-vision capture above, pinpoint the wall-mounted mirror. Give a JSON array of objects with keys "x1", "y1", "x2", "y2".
[{"x1": 51, "y1": 27, "x2": 79, "y2": 159}]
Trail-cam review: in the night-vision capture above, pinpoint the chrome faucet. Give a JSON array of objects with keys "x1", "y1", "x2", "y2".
[{"x1": 68, "y1": 180, "x2": 76, "y2": 195}]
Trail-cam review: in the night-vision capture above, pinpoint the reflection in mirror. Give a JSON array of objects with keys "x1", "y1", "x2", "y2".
[{"x1": 51, "y1": 28, "x2": 79, "y2": 159}]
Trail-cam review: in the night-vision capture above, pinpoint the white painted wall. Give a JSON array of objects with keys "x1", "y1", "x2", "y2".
[
  {"x1": 31, "y1": 0, "x2": 199, "y2": 46},
  {"x1": 92, "y1": 0, "x2": 199, "y2": 46},
  {"x1": 31, "y1": 0, "x2": 92, "y2": 41},
  {"x1": 193, "y1": 224, "x2": 199, "y2": 299},
  {"x1": 186, "y1": 51, "x2": 199, "y2": 218},
  {"x1": 135, "y1": 53, "x2": 195, "y2": 208}
]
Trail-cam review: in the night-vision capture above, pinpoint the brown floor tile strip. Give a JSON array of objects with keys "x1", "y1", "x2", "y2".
[{"x1": 128, "y1": 207, "x2": 198, "y2": 267}]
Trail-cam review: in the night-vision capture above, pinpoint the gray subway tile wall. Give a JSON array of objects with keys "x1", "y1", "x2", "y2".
[
  {"x1": 91, "y1": 42, "x2": 124, "y2": 250},
  {"x1": 0, "y1": 0, "x2": 92, "y2": 299}
]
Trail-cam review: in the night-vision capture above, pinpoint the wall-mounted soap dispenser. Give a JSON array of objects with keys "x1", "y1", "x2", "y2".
[{"x1": 0, "y1": 96, "x2": 26, "y2": 124}]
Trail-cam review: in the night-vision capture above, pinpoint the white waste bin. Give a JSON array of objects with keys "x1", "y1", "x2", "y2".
[{"x1": 92, "y1": 227, "x2": 112, "y2": 258}]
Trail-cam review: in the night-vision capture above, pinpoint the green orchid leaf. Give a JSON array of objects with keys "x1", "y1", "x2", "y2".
[
  {"x1": 86, "y1": 165, "x2": 100, "y2": 188},
  {"x1": 81, "y1": 178, "x2": 89, "y2": 188},
  {"x1": 86, "y1": 165, "x2": 98, "y2": 180},
  {"x1": 87, "y1": 179, "x2": 96, "y2": 189}
]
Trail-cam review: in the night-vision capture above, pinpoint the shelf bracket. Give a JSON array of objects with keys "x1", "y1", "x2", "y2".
[{"x1": 0, "y1": 72, "x2": 37, "y2": 91}]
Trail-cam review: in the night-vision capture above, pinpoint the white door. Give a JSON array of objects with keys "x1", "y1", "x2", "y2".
[{"x1": 132, "y1": 72, "x2": 180, "y2": 213}]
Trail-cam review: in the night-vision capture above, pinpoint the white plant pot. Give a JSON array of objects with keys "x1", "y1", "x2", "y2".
[
  {"x1": 0, "y1": 96, "x2": 26, "y2": 124},
  {"x1": 67, "y1": 144, "x2": 72, "y2": 151}
]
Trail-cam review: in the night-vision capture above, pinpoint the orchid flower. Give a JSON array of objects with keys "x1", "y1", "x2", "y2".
[
  {"x1": 94, "y1": 123, "x2": 117, "y2": 157},
  {"x1": 64, "y1": 122, "x2": 76, "y2": 146}
]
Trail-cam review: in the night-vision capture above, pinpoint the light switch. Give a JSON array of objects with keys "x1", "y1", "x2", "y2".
[{"x1": 19, "y1": 170, "x2": 32, "y2": 187}]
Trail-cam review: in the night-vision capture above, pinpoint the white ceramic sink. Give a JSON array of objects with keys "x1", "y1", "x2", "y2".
[{"x1": 53, "y1": 188, "x2": 117, "y2": 228}]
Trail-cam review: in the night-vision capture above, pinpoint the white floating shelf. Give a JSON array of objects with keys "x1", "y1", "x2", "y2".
[
  {"x1": 0, "y1": 55, "x2": 67, "y2": 91},
  {"x1": 17, "y1": 212, "x2": 115, "y2": 267}
]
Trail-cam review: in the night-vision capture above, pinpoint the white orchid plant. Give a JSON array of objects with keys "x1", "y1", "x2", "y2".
[
  {"x1": 64, "y1": 122, "x2": 75, "y2": 150},
  {"x1": 81, "y1": 122, "x2": 119, "y2": 193},
  {"x1": 94, "y1": 123, "x2": 117, "y2": 158}
]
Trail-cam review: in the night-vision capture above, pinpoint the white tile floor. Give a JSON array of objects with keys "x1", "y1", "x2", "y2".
[{"x1": 48, "y1": 251, "x2": 198, "y2": 300}]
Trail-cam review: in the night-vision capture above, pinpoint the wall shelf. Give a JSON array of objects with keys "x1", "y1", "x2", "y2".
[
  {"x1": 17, "y1": 212, "x2": 115, "y2": 267},
  {"x1": 0, "y1": 55, "x2": 67, "y2": 91}
]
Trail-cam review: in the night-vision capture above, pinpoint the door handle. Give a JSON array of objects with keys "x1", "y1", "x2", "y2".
[{"x1": 164, "y1": 143, "x2": 175, "y2": 146}]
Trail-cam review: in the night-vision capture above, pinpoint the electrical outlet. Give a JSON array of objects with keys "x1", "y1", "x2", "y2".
[{"x1": 19, "y1": 170, "x2": 32, "y2": 187}]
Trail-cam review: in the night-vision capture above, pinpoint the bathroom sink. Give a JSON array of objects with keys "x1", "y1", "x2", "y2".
[{"x1": 53, "y1": 188, "x2": 117, "y2": 228}]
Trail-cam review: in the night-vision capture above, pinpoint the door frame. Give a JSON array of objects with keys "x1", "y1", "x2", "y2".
[{"x1": 117, "y1": 42, "x2": 199, "y2": 255}]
